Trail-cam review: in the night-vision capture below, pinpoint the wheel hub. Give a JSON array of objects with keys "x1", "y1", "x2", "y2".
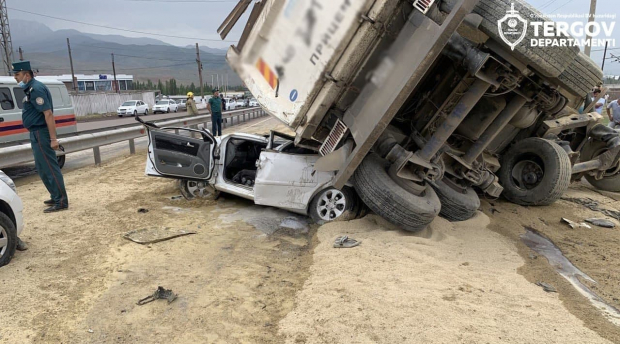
[
  {"x1": 512, "y1": 160, "x2": 544, "y2": 190},
  {"x1": 317, "y1": 189, "x2": 346, "y2": 221}
]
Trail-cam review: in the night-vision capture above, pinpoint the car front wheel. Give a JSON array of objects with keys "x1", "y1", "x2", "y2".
[{"x1": 144, "y1": 109, "x2": 148, "y2": 115}]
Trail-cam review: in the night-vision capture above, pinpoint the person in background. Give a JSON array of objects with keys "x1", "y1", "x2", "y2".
[
  {"x1": 607, "y1": 95, "x2": 620, "y2": 129},
  {"x1": 186, "y1": 92, "x2": 199, "y2": 116},
  {"x1": 593, "y1": 89, "x2": 605, "y2": 115},
  {"x1": 220, "y1": 93, "x2": 226, "y2": 111},
  {"x1": 208, "y1": 89, "x2": 223, "y2": 136}
]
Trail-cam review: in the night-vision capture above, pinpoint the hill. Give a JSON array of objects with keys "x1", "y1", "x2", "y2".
[{"x1": 11, "y1": 19, "x2": 237, "y2": 86}]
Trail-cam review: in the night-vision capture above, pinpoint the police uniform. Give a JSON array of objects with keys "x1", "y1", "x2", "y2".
[
  {"x1": 208, "y1": 91, "x2": 223, "y2": 136},
  {"x1": 13, "y1": 61, "x2": 68, "y2": 211}
]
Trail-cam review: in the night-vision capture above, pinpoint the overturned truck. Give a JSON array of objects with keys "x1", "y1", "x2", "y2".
[{"x1": 223, "y1": 0, "x2": 618, "y2": 231}]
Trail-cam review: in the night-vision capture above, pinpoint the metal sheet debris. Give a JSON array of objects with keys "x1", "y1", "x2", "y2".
[{"x1": 123, "y1": 227, "x2": 196, "y2": 245}]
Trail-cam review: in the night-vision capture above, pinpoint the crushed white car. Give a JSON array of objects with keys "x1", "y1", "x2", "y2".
[{"x1": 136, "y1": 117, "x2": 362, "y2": 223}]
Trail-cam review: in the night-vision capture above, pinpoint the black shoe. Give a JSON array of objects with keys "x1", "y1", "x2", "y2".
[
  {"x1": 16, "y1": 237, "x2": 28, "y2": 251},
  {"x1": 44, "y1": 204, "x2": 68, "y2": 213},
  {"x1": 44, "y1": 199, "x2": 54, "y2": 205}
]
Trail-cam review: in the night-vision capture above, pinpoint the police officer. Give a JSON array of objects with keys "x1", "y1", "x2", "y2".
[
  {"x1": 13, "y1": 61, "x2": 69, "y2": 213},
  {"x1": 208, "y1": 89, "x2": 223, "y2": 136}
]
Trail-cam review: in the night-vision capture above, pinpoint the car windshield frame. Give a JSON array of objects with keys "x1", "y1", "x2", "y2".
[{"x1": 122, "y1": 101, "x2": 136, "y2": 106}]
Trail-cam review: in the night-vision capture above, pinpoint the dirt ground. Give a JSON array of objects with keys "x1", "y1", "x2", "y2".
[{"x1": 2, "y1": 118, "x2": 620, "y2": 343}]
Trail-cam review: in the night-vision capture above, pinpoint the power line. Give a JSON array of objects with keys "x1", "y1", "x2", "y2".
[
  {"x1": 592, "y1": 47, "x2": 620, "y2": 52},
  {"x1": 538, "y1": 0, "x2": 560, "y2": 11},
  {"x1": 124, "y1": 0, "x2": 236, "y2": 2},
  {"x1": 7, "y1": 7, "x2": 238, "y2": 43},
  {"x1": 548, "y1": 0, "x2": 576, "y2": 14}
]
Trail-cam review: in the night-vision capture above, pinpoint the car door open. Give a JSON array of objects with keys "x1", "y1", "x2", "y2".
[{"x1": 145, "y1": 123, "x2": 216, "y2": 180}]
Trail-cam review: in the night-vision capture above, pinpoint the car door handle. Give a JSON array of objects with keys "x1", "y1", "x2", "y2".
[{"x1": 186, "y1": 142, "x2": 194, "y2": 148}]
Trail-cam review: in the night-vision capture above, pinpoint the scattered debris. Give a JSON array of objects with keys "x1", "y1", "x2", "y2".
[
  {"x1": 561, "y1": 218, "x2": 591, "y2": 229},
  {"x1": 137, "y1": 208, "x2": 149, "y2": 213},
  {"x1": 123, "y1": 227, "x2": 196, "y2": 245},
  {"x1": 137, "y1": 286, "x2": 178, "y2": 305},
  {"x1": 333, "y1": 235, "x2": 361, "y2": 248},
  {"x1": 490, "y1": 208, "x2": 500, "y2": 214},
  {"x1": 522, "y1": 229, "x2": 620, "y2": 326},
  {"x1": 584, "y1": 218, "x2": 616, "y2": 228},
  {"x1": 87, "y1": 329, "x2": 94, "y2": 334},
  {"x1": 169, "y1": 195, "x2": 184, "y2": 200},
  {"x1": 536, "y1": 282, "x2": 557, "y2": 293},
  {"x1": 561, "y1": 197, "x2": 620, "y2": 220}
]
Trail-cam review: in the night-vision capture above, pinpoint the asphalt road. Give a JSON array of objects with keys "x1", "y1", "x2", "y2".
[
  {"x1": 5, "y1": 116, "x2": 276, "y2": 180},
  {"x1": 77, "y1": 107, "x2": 259, "y2": 132}
]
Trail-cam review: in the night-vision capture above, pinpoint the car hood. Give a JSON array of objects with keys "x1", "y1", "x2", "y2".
[{"x1": 118, "y1": 106, "x2": 135, "y2": 110}]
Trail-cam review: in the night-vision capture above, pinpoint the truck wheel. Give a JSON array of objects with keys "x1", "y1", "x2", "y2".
[
  {"x1": 177, "y1": 179, "x2": 219, "y2": 200},
  {"x1": 579, "y1": 140, "x2": 620, "y2": 192},
  {"x1": 498, "y1": 138, "x2": 571, "y2": 205},
  {"x1": 474, "y1": 0, "x2": 578, "y2": 78},
  {"x1": 430, "y1": 178, "x2": 480, "y2": 222},
  {"x1": 353, "y1": 153, "x2": 441, "y2": 232},
  {"x1": 0, "y1": 212, "x2": 17, "y2": 267},
  {"x1": 309, "y1": 187, "x2": 359, "y2": 225},
  {"x1": 555, "y1": 52, "x2": 604, "y2": 97}
]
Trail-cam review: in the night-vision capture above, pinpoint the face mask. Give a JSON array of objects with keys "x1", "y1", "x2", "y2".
[{"x1": 18, "y1": 81, "x2": 26, "y2": 88}]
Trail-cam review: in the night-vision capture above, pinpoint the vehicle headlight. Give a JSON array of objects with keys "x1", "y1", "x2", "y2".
[{"x1": 0, "y1": 170, "x2": 17, "y2": 193}]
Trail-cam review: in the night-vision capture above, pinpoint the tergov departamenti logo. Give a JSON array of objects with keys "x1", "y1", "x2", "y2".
[{"x1": 498, "y1": 3, "x2": 527, "y2": 51}]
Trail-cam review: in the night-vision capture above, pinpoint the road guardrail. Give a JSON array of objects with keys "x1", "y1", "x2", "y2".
[{"x1": 0, "y1": 108, "x2": 267, "y2": 168}]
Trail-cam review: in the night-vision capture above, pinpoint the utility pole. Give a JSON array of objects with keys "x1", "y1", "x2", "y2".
[
  {"x1": 217, "y1": 74, "x2": 220, "y2": 90},
  {"x1": 67, "y1": 38, "x2": 77, "y2": 91},
  {"x1": 111, "y1": 53, "x2": 118, "y2": 93},
  {"x1": 584, "y1": 0, "x2": 597, "y2": 57},
  {"x1": 0, "y1": 0, "x2": 14, "y2": 75},
  {"x1": 601, "y1": 41, "x2": 608, "y2": 71},
  {"x1": 195, "y1": 43, "x2": 204, "y2": 98},
  {"x1": 211, "y1": 75, "x2": 214, "y2": 90},
  {"x1": 18, "y1": 46, "x2": 22, "y2": 61}
]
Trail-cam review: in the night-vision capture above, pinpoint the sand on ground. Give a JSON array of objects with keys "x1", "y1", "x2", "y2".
[{"x1": 1, "y1": 117, "x2": 619, "y2": 343}]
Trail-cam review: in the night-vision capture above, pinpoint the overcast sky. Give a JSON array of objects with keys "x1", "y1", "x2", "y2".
[
  {"x1": 7, "y1": 0, "x2": 248, "y2": 49},
  {"x1": 6, "y1": 0, "x2": 620, "y2": 74}
]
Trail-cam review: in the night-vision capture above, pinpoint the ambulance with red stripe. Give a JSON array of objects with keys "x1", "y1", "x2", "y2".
[{"x1": 0, "y1": 76, "x2": 77, "y2": 146}]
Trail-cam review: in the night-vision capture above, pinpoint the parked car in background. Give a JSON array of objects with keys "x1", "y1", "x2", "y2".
[
  {"x1": 0, "y1": 169, "x2": 24, "y2": 267},
  {"x1": 152, "y1": 100, "x2": 178, "y2": 114},
  {"x1": 117, "y1": 100, "x2": 149, "y2": 117},
  {"x1": 248, "y1": 98, "x2": 258, "y2": 107},
  {"x1": 176, "y1": 99, "x2": 187, "y2": 111},
  {"x1": 223, "y1": 98, "x2": 237, "y2": 110}
]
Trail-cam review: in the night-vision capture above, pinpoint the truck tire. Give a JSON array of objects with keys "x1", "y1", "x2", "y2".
[
  {"x1": 430, "y1": 178, "x2": 480, "y2": 221},
  {"x1": 353, "y1": 153, "x2": 441, "y2": 232},
  {"x1": 498, "y1": 138, "x2": 571, "y2": 205},
  {"x1": 0, "y1": 212, "x2": 17, "y2": 267},
  {"x1": 474, "y1": 0, "x2": 578, "y2": 78},
  {"x1": 309, "y1": 187, "x2": 359, "y2": 225},
  {"x1": 555, "y1": 52, "x2": 603, "y2": 97},
  {"x1": 579, "y1": 140, "x2": 620, "y2": 192}
]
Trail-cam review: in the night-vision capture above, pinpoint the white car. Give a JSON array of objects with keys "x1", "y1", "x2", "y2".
[
  {"x1": 117, "y1": 100, "x2": 149, "y2": 117},
  {"x1": 0, "y1": 170, "x2": 24, "y2": 267},
  {"x1": 223, "y1": 98, "x2": 237, "y2": 111},
  {"x1": 248, "y1": 98, "x2": 258, "y2": 107},
  {"x1": 153, "y1": 100, "x2": 179, "y2": 114},
  {"x1": 137, "y1": 118, "x2": 360, "y2": 224}
]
